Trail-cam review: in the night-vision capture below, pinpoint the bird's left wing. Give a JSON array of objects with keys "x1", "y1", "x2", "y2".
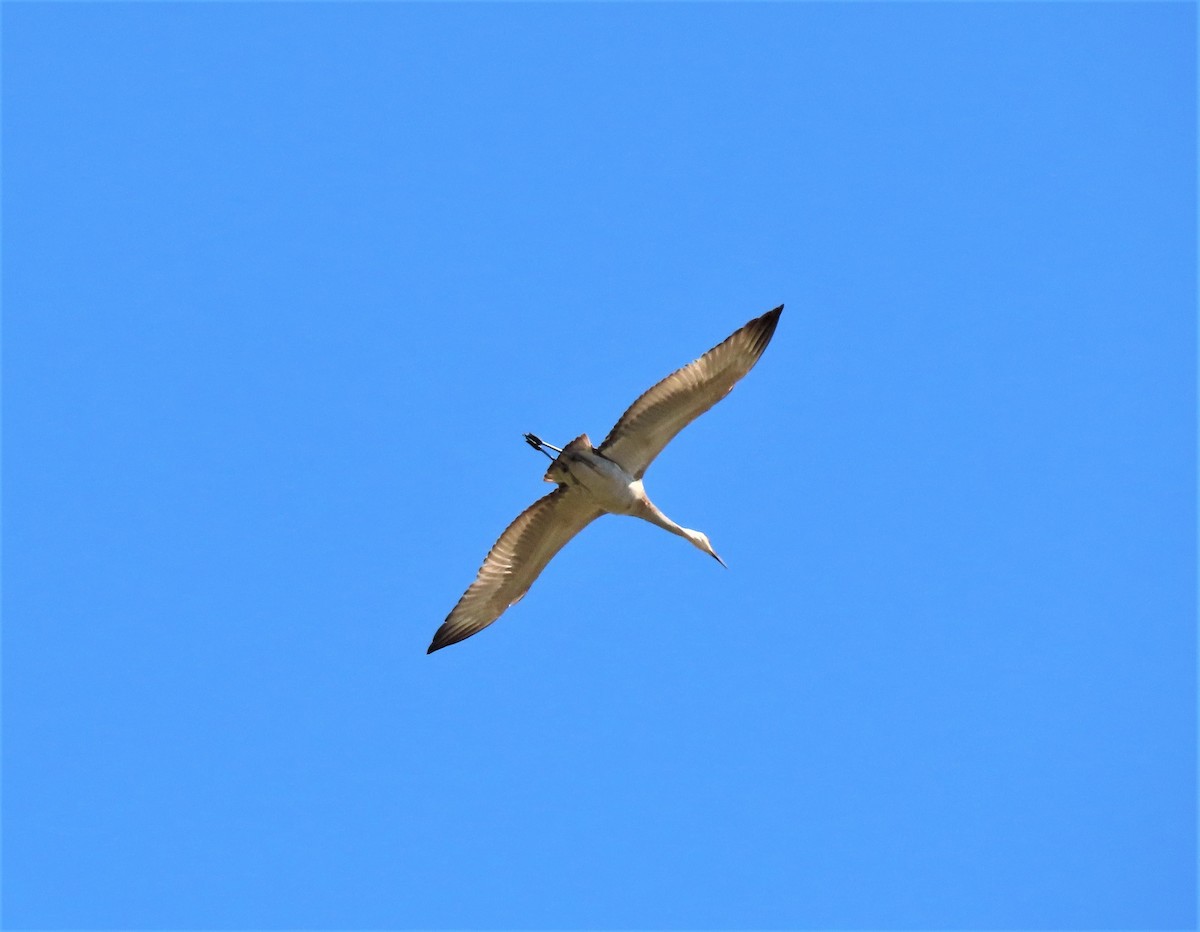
[{"x1": 428, "y1": 486, "x2": 603, "y2": 653}]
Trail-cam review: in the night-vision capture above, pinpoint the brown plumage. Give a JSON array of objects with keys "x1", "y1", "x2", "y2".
[
  {"x1": 428, "y1": 305, "x2": 783, "y2": 653},
  {"x1": 599, "y1": 307, "x2": 782, "y2": 478}
]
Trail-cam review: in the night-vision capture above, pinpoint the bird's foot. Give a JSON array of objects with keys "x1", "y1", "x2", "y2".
[{"x1": 524, "y1": 433, "x2": 562, "y2": 458}]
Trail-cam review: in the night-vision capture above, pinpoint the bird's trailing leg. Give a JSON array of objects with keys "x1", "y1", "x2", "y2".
[{"x1": 524, "y1": 433, "x2": 562, "y2": 460}]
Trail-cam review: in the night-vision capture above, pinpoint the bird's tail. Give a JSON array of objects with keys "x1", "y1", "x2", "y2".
[{"x1": 543, "y1": 433, "x2": 593, "y2": 483}]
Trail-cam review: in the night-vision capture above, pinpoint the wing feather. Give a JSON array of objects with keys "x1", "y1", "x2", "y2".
[
  {"x1": 428, "y1": 487, "x2": 602, "y2": 653},
  {"x1": 598, "y1": 305, "x2": 782, "y2": 478}
]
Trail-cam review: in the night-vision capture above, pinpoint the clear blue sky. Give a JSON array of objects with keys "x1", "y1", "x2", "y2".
[{"x1": 3, "y1": 3, "x2": 1195, "y2": 929}]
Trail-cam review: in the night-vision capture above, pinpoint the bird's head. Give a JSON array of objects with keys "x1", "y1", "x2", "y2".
[{"x1": 685, "y1": 529, "x2": 726, "y2": 568}]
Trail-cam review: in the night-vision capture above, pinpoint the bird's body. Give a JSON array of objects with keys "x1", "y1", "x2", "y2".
[
  {"x1": 537, "y1": 432, "x2": 721, "y2": 557},
  {"x1": 542, "y1": 433, "x2": 646, "y2": 517},
  {"x1": 427, "y1": 305, "x2": 783, "y2": 653}
]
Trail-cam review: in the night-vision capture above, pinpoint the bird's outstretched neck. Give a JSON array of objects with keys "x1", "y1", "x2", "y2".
[{"x1": 637, "y1": 497, "x2": 726, "y2": 567}]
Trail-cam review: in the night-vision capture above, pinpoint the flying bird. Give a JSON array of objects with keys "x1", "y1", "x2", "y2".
[{"x1": 427, "y1": 305, "x2": 783, "y2": 653}]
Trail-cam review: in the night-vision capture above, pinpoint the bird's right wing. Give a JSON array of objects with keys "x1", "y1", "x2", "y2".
[
  {"x1": 428, "y1": 486, "x2": 602, "y2": 653},
  {"x1": 598, "y1": 305, "x2": 782, "y2": 478}
]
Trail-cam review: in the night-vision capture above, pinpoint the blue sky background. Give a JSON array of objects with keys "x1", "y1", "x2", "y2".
[{"x1": 3, "y1": 3, "x2": 1195, "y2": 929}]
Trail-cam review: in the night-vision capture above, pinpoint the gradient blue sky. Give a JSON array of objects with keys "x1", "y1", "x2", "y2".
[{"x1": 3, "y1": 3, "x2": 1195, "y2": 929}]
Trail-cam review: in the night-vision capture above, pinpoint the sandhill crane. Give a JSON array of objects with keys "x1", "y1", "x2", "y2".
[{"x1": 427, "y1": 305, "x2": 783, "y2": 653}]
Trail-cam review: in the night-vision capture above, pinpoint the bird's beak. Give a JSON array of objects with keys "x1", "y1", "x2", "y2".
[{"x1": 710, "y1": 549, "x2": 727, "y2": 569}]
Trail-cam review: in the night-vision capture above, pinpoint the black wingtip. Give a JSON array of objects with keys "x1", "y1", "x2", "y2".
[
  {"x1": 750, "y1": 305, "x2": 783, "y2": 330},
  {"x1": 744, "y1": 305, "x2": 783, "y2": 354}
]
